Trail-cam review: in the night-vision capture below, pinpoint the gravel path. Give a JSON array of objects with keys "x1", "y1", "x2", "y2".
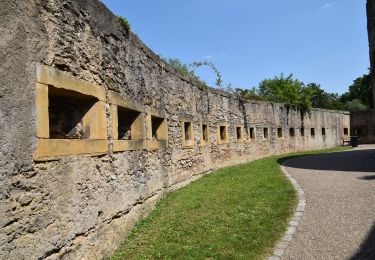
[{"x1": 282, "y1": 145, "x2": 375, "y2": 260}]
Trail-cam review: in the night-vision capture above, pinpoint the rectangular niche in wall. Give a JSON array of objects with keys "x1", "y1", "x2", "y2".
[
  {"x1": 277, "y1": 128, "x2": 283, "y2": 138},
  {"x1": 311, "y1": 128, "x2": 315, "y2": 137},
  {"x1": 248, "y1": 127, "x2": 255, "y2": 141},
  {"x1": 343, "y1": 128, "x2": 349, "y2": 136},
  {"x1": 236, "y1": 126, "x2": 243, "y2": 143},
  {"x1": 118, "y1": 108, "x2": 141, "y2": 140},
  {"x1": 263, "y1": 128, "x2": 269, "y2": 140},
  {"x1": 48, "y1": 87, "x2": 97, "y2": 139},
  {"x1": 301, "y1": 127, "x2": 305, "y2": 137},
  {"x1": 289, "y1": 128, "x2": 295, "y2": 137},
  {"x1": 109, "y1": 91, "x2": 146, "y2": 152},
  {"x1": 322, "y1": 128, "x2": 326, "y2": 136},
  {"x1": 182, "y1": 121, "x2": 194, "y2": 148},
  {"x1": 200, "y1": 123, "x2": 209, "y2": 146},
  {"x1": 148, "y1": 108, "x2": 168, "y2": 150},
  {"x1": 218, "y1": 124, "x2": 229, "y2": 144},
  {"x1": 35, "y1": 65, "x2": 108, "y2": 161},
  {"x1": 152, "y1": 116, "x2": 166, "y2": 139}
]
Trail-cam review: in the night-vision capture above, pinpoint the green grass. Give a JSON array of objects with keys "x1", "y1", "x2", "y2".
[{"x1": 111, "y1": 147, "x2": 350, "y2": 260}]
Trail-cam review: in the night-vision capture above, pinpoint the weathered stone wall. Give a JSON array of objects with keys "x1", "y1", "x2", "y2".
[
  {"x1": 0, "y1": 0, "x2": 350, "y2": 259},
  {"x1": 351, "y1": 110, "x2": 375, "y2": 143}
]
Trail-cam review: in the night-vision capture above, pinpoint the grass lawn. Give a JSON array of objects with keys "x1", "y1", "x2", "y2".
[{"x1": 111, "y1": 147, "x2": 349, "y2": 260}]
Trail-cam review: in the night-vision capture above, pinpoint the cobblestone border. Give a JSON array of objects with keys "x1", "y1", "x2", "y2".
[{"x1": 268, "y1": 164, "x2": 306, "y2": 260}]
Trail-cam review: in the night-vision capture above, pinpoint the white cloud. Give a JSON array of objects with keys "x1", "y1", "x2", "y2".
[
  {"x1": 322, "y1": 3, "x2": 334, "y2": 9},
  {"x1": 203, "y1": 55, "x2": 213, "y2": 60}
]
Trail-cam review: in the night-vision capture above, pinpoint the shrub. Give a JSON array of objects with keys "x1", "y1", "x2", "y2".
[
  {"x1": 344, "y1": 99, "x2": 368, "y2": 112},
  {"x1": 118, "y1": 16, "x2": 131, "y2": 34}
]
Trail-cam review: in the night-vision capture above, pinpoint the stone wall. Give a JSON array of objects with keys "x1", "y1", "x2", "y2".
[
  {"x1": 351, "y1": 110, "x2": 375, "y2": 144},
  {"x1": 0, "y1": 0, "x2": 350, "y2": 259}
]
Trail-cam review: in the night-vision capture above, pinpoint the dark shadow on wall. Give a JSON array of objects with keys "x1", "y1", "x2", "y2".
[
  {"x1": 278, "y1": 148, "x2": 375, "y2": 173},
  {"x1": 350, "y1": 222, "x2": 375, "y2": 260}
]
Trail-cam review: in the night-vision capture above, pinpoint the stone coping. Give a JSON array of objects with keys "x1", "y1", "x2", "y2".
[{"x1": 268, "y1": 164, "x2": 306, "y2": 260}]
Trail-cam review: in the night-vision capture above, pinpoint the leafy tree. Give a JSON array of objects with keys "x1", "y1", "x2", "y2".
[
  {"x1": 258, "y1": 74, "x2": 312, "y2": 112},
  {"x1": 340, "y1": 73, "x2": 373, "y2": 109},
  {"x1": 343, "y1": 99, "x2": 368, "y2": 112},
  {"x1": 305, "y1": 83, "x2": 343, "y2": 110}
]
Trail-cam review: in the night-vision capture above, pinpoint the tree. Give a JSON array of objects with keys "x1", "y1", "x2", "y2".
[
  {"x1": 340, "y1": 73, "x2": 373, "y2": 109},
  {"x1": 343, "y1": 99, "x2": 368, "y2": 112},
  {"x1": 258, "y1": 74, "x2": 312, "y2": 112},
  {"x1": 305, "y1": 83, "x2": 344, "y2": 110}
]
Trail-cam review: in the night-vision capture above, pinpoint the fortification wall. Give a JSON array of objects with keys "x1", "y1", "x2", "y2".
[
  {"x1": 351, "y1": 110, "x2": 375, "y2": 143},
  {"x1": 0, "y1": 0, "x2": 350, "y2": 259}
]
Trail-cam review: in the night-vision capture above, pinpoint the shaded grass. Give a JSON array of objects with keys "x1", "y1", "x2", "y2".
[{"x1": 111, "y1": 147, "x2": 350, "y2": 260}]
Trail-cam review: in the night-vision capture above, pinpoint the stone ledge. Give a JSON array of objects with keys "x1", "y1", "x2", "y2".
[
  {"x1": 34, "y1": 139, "x2": 108, "y2": 161},
  {"x1": 36, "y1": 64, "x2": 106, "y2": 101},
  {"x1": 113, "y1": 140, "x2": 146, "y2": 152}
]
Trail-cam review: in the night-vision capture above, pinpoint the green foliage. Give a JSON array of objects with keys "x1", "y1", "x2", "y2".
[
  {"x1": 343, "y1": 99, "x2": 368, "y2": 112},
  {"x1": 118, "y1": 16, "x2": 131, "y2": 34},
  {"x1": 160, "y1": 57, "x2": 191, "y2": 77},
  {"x1": 257, "y1": 73, "x2": 313, "y2": 112},
  {"x1": 234, "y1": 87, "x2": 264, "y2": 101},
  {"x1": 160, "y1": 57, "x2": 208, "y2": 88},
  {"x1": 340, "y1": 73, "x2": 373, "y2": 109},
  {"x1": 190, "y1": 61, "x2": 223, "y2": 89},
  {"x1": 305, "y1": 83, "x2": 344, "y2": 110}
]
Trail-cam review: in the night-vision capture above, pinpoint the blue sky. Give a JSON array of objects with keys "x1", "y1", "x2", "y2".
[{"x1": 101, "y1": 0, "x2": 368, "y2": 94}]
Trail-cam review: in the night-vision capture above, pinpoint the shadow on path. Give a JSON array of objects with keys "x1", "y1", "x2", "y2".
[
  {"x1": 358, "y1": 175, "x2": 375, "y2": 180},
  {"x1": 278, "y1": 148, "x2": 375, "y2": 173},
  {"x1": 350, "y1": 222, "x2": 375, "y2": 260}
]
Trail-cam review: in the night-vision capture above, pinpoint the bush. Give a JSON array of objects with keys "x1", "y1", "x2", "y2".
[
  {"x1": 118, "y1": 16, "x2": 131, "y2": 34},
  {"x1": 344, "y1": 99, "x2": 368, "y2": 112}
]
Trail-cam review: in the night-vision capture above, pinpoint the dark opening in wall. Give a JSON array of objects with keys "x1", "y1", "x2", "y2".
[
  {"x1": 184, "y1": 122, "x2": 192, "y2": 141},
  {"x1": 301, "y1": 127, "x2": 305, "y2": 137},
  {"x1": 353, "y1": 127, "x2": 368, "y2": 137},
  {"x1": 49, "y1": 86, "x2": 97, "y2": 139},
  {"x1": 249, "y1": 127, "x2": 255, "y2": 139},
  {"x1": 151, "y1": 115, "x2": 166, "y2": 140},
  {"x1": 202, "y1": 124, "x2": 208, "y2": 141},
  {"x1": 220, "y1": 126, "x2": 227, "y2": 141},
  {"x1": 118, "y1": 107, "x2": 141, "y2": 140},
  {"x1": 277, "y1": 128, "x2": 283, "y2": 138},
  {"x1": 344, "y1": 128, "x2": 349, "y2": 136},
  {"x1": 236, "y1": 127, "x2": 242, "y2": 141},
  {"x1": 289, "y1": 128, "x2": 295, "y2": 137},
  {"x1": 263, "y1": 128, "x2": 268, "y2": 139},
  {"x1": 322, "y1": 128, "x2": 326, "y2": 136},
  {"x1": 311, "y1": 128, "x2": 315, "y2": 137}
]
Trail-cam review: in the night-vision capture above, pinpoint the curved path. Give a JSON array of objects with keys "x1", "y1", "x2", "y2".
[{"x1": 282, "y1": 145, "x2": 375, "y2": 260}]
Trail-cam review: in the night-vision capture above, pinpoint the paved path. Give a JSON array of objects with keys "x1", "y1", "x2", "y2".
[{"x1": 282, "y1": 145, "x2": 375, "y2": 260}]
